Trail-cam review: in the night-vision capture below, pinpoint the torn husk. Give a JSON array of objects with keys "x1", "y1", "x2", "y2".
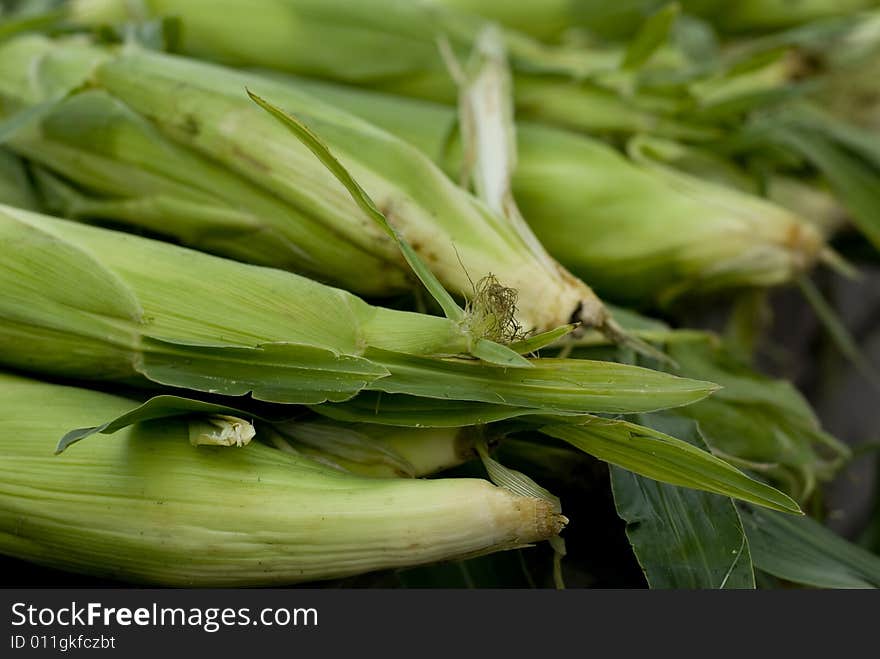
[{"x1": 189, "y1": 415, "x2": 256, "y2": 447}]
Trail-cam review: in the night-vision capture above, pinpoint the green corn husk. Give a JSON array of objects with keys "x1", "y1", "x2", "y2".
[
  {"x1": 0, "y1": 34, "x2": 621, "y2": 335},
  {"x1": 266, "y1": 420, "x2": 482, "y2": 479},
  {"x1": 278, "y1": 77, "x2": 825, "y2": 306},
  {"x1": 663, "y1": 339, "x2": 850, "y2": 501},
  {"x1": 61, "y1": 0, "x2": 715, "y2": 139},
  {"x1": 0, "y1": 203, "x2": 717, "y2": 414},
  {"x1": 0, "y1": 371, "x2": 566, "y2": 586},
  {"x1": 55, "y1": 388, "x2": 800, "y2": 513},
  {"x1": 428, "y1": 0, "x2": 583, "y2": 42}
]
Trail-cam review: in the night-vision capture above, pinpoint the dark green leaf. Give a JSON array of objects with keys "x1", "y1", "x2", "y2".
[
  {"x1": 611, "y1": 413, "x2": 755, "y2": 589},
  {"x1": 312, "y1": 393, "x2": 583, "y2": 427},
  {"x1": 140, "y1": 336, "x2": 390, "y2": 404},
  {"x1": 741, "y1": 506, "x2": 880, "y2": 589},
  {"x1": 366, "y1": 348, "x2": 718, "y2": 414}
]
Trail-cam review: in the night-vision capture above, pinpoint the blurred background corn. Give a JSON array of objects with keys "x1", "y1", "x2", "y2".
[{"x1": 281, "y1": 77, "x2": 826, "y2": 306}]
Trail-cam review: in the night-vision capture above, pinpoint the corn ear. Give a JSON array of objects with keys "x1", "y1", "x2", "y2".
[
  {"x1": 282, "y1": 78, "x2": 825, "y2": 305},
  {"x1": 0, "y1": 204, "x2": 718, "y2": 413},
  {"x1": 266, "y1": 421, "x2": 481, "y2": 479},
  {"x1": 0, "y1": 35, "x2": 613, "y2": 334},
  {"x1": 0, "y1": 371, "x2": 566, "y2": 586}
]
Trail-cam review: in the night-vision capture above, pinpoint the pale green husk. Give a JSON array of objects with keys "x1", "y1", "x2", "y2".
[
  {"x1": 0, "y1": 371, "x2": 565, "y2": 586},
  {"x1": 0, "y1": 203, "x2": 717, "y2": 413},
  {"x1": 268, "y1": 422, "x2": 481, "y2": 479},
  {"x1": 0, "y1": 33, "x2": 613, "y2": 334}
]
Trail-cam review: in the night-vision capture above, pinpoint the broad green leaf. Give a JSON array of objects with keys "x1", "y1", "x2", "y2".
[
  {"x1": 543, "y1": 418, "x2": 801, "y2": 513},
  {"x1": 366, "y1": 348, "x2": 718, "y2": 414},
  {"x1": 312, "y1": 393, "x2": 583, "y2": 427},
  {"x1": 611, "y1": 414, "x2": 755, "y2": 589},
  {"x1": 270, "y1": 419, "x2": 417, "y2": 478},
  {"x1": 741, "y1": 506, "x2": 880, "y2": 589}
]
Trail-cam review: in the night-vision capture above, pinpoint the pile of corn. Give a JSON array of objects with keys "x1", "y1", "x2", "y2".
[{"x1": 0, "y1": 0, "x2": 877, "y2": 588}]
